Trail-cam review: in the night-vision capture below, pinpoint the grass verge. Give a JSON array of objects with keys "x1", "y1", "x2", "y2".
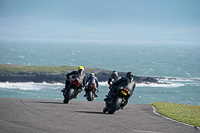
[
  {"x1": 0, "y1": 64, "x2": 77, "y2": 73},
  {"x1": 0, "y1": 64, "x2": 105, "y2": 74},
  {"x1": 151, "y1": 102, "x2": 200, "y2": 127}
]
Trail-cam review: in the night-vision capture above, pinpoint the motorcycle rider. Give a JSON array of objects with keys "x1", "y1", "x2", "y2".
[
  {"x1": 84, "y1": 73, "x2": 99, "y2": 97},
  {"x1": 105, "y1": 71, "x2": 121, "y2": 98},
  {"x1": 61, "y1": 66, "x2": 86, "y2": 93},
  {"x1": 108, "y1": 71, "x2": 121, "y2": 86},
  {"x1": 104, "y1": 71, "x2": 136, "y2": 103}
]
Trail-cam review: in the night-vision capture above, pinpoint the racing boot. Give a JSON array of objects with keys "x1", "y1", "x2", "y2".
[
  {"x1": 78, "y1": 88, "x2": 82, "y2": 93},
  {"x1": 103, "y1": 107, "x2": 108, "y2": 113},
  {"x1": 94, "y1": 90, "x2": 98, "y2": 97},
  {"x1": 61, "y1": 88, "x2": 66, "y2": 92},
  {"x1": 103, "y1": 103, "x2": 108, "y2": 113},
  {"x1": 104, "y1": 89, "x2": 113, "y2": 101}
]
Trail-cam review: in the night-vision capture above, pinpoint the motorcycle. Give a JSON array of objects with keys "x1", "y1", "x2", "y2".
[
  {"x1": 63, "y1": 78, "x2": 82, "y2": 104},
  {"x1": 84, "y1": 83, "x2": 98, "y2": 101},
  {"x1": 103, "y1": 86, "x2": 131, "y2": 114}
]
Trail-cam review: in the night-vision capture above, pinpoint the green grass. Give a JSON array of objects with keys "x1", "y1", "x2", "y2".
[
  {"x1": 0, "y1": 64, "x2": 105, "y2": 74},
  {"x1": 151, "y1": 102, "x2": 200, "y2": 127},
  {"x1": 0, "y1": 64, "x2": 77, "y2": 73}
]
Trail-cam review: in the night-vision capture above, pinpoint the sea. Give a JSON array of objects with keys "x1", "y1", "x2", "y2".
[{"x1": 0, "y1": 40, "x2": 200, "y2": 105}]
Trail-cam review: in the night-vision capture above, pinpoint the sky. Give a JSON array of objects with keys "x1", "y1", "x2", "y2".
[{"x1": 0, "y1": 0, "x2": 200, "y2": 44}]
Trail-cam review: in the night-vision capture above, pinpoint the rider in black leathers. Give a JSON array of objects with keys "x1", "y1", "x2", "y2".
[
  {"x1": 61, "y1": 66, "x2": 86, "y2": 93},
  {"x1": 104, "y1": 72, "x2": 136, "y2": 102},
  {"x1": 108, "y1": 71, "x2": 121, "y2": 86},
  {"x1": 105, "y1": 71, "x2": 121, "y2": 98}
]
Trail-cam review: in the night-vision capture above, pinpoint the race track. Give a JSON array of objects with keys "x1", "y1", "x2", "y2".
[{"x1": 0, "y1": 98, "x2": 199, "y2": 133}]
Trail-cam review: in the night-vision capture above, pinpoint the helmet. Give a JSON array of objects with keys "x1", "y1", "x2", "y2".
[
  {"x1": 112, "y1": 71, "x2": 118, "y2": 77},
  {"x1": 126, "y1": 72, "x2": 134, "y2": 81},
  {"x1": 90, "y1": 73, "x2": 95, "y2": 77},
  {"x1": 77, "y1": 66, "x2": 84, "y2": 71}
]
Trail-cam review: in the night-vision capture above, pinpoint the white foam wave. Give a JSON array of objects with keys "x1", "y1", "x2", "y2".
[
  {"x1": 158, "y1": 77, "x2": 200, "y2": 82},
  {"x1": 98, "y1": 81, "x2": 109, "y2": 86},
  {"x1": 98, "y1": 81, "x2": 185, "y2": 88},
  {"x1": 136, "y1": 82, "x2": 185, "y2": 87},
  {"x1": 0, "y1": 80, "x2": 191, "y2": 91},
  {"x1": 0, "y1": 82, "x2": 108, "y2": 91},
  {"x1": 0, "y1": 82, "x2": 64, "y2": 91}
]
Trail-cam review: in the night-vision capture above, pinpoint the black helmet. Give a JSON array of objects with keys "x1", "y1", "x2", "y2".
[
  {"x1": 126, "y1": 72, "x2": 134, "y2": 81},
  {"x1": 112, "y1": 71, "x2": 118, "y2": 77}
]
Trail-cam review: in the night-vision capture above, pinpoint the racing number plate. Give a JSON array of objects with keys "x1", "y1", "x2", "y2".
[{"x1": 121, "y1": 90, "x2": 127, "y2": 95}]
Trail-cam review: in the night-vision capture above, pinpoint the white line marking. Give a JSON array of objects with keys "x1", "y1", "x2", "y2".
[{"x1": 132, "y1": 130, "x2": 163, "y2": 133}]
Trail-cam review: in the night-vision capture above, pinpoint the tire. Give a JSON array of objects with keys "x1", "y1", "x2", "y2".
[
  {"x1": 63, "y1": 88, "x2": 74, "y2": 104},
  {"x1": 108, "y1": 97, "x2": 122, "y2": 114},
  {"x1": 86, "y1": 91, "x2": 94, "y2": 101}
]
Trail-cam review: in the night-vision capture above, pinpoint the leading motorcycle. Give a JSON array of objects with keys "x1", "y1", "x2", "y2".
[
  {"x1": 103, "y1": 86, "x2": 132, "y2": 114},
  {"x1": 63, "y1": 78, "x2": 82, "y2": 104}
]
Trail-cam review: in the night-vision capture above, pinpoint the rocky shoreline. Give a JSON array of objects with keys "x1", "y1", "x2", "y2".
[{"x1": 0, "y1": 70, "x2": 159, "y2": 83}]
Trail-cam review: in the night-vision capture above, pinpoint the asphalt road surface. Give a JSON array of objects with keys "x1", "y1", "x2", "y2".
[{"x1": 0, "y1": 98, "x2": 199, "y2": 133}]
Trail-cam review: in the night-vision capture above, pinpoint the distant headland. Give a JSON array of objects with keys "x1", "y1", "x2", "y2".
[{"x1": 0, "y1": 64, "x2": 159, "y2": 83}]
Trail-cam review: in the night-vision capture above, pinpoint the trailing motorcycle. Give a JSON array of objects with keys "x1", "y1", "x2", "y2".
[
  {"x1": 63, "y1": 78, "x2": 82, "y2": 104},
  {"x1": 103, "y1": 86, "x2": 132, "y2": 114},
  {"x1": 84, "y1": 83, "x2": 98, "y2": 101}
]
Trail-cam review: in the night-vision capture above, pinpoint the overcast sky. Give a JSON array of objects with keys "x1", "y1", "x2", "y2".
[{"x1": 0, "y1": 0, "x2": 200, "y2": 44}]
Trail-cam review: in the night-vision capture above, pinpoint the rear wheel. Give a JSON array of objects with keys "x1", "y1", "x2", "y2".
[
  {"x1": 63, "y1": 88, "x2": 74, "y2": 104},
  {"x1": 86, "y1": 91, "x2": 94, "y2": 101},
  {"x1": 108, "y1": 97, "x2": 122, "y2": 114}
]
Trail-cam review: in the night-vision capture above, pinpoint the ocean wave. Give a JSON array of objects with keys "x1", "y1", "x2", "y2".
[
  {"x1": 1, "y1": 78, "x2": 199, "y2": 91},
  {"x1": 98, "y1": 81, "x2": 185, "y2": 87},
  {"x1": 98, "y1": 81, "x2": 109, "y2": 86},
  {"x1": 99, "y1": 80, "x2": 186, "y2": 88},
  {"x1": 0, "y1": 82, "x2": 64, "y2": 91},
  {"x1": 157, "y1": 77, "x2": 200, "y2": 82},
  {"x1": 0, "y1": 81, "x2": 186, "y2": 91},
  {"x1": 136, "y1": 83, "x2": 185, "y2": 87},
  {"x1": 0, "y1": 81, "x2": 109, "y2": 91}
]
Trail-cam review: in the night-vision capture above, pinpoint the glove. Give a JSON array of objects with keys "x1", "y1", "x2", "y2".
[{"x1": 66, "y1": 73, "x2": 69, "y2": 78}]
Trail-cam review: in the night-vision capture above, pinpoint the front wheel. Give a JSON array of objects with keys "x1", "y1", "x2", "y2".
[
  {"x1": 63, "y1": 88, "x2": 74, "y2": 104},
  {"x1": 86, "y1": 91, "x2": 94, "y2": 101},
  {"x1": 108, "y1": 97, "x2": 122, "y2": 114}
]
